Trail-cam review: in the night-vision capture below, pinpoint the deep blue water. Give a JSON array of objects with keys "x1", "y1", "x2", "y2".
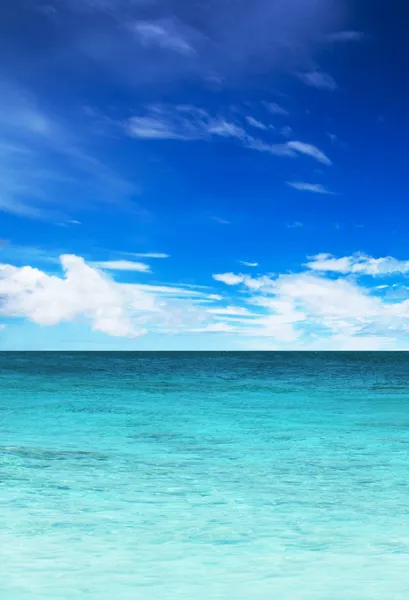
[{"x1": 1, "y1": 352, "x2": 409, "y2": 599}]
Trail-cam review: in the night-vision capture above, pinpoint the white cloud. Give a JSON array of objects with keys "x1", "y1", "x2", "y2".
[
  {"x1": 127, "y1": 106, "x2": 331, "y2": 165},
  {"x1": 298, "y1": 71, "x2": 337, "y2": 91},
  {"x1": 131, "y1": 20, "x2": 195, "y2": 56},
  {"x1": 0, "y1": 254, "x2": 226, "y2": 338},
  {"x1": 210, "y1": 262, "x2": 409, "y2": 347},
  {"x1": 264, "y1": 102, "x2": 289, "y2": 116},
  {"x1": 130, "y1": 252, "x2": 169, "y2": 259},
  {"x1": 5, "y1": 252, "x2": 409, "y2": 348},
  {"x1": 0, "y1": 255, "x2": 152, "y2": 337},
  {"x1": 245, "y1": 116, "x2": 267, "y2": 130},
  {"x1": 287, "y1": 182, "x2": 333, "y2": 194},
  {"x1": 207, "y1": 306, "x2": 251, "y2": 316},
  {"x1": 325, "y1": 31, "x2": 364, "y2": 43},
  {"x1": 127, "y1": 106, "x2": 246, "y2": 142},
  {"x1": 93, "y1": 260, "x2": 151, "y2": 272},
  {"x1": 213, "y1": 273, "x2": 244, "y2": 286},
  {"x1": 286, "y1": 141, "x2": 332, "y2": 166},
  {"x1": 306, "y1": 253, "x2": 409, "y2": 276},
  {"x1": 239, "y1": 261, "x2": 258, "y2": 267},
  {"x1": 190, "y1": 323, "x2": 235, "y2": 333}
]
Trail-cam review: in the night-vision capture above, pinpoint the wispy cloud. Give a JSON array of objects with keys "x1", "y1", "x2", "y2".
[
  {"x1": 280, "y1": 126, "x2": 293, "y2": 138},
  {"x1": 264, "y1": 102, "x2": 289, "y2": 116},
  {"x1": 131, "y1": 253, "x2": 169, "y2": 259},
  {"x1": 245, "y1": 116, "x2": 267, "y2": 130},
  {"x1": 239, "y1": 261, "x2": 258, "y2": 267},
  {"x1": 41, "y1": 0, "x2": 349, "y2": 87},
  {"x1": 306, "y1": 253, "x2": 409, "y2": 276},
  {"x1": 130, "y1": 20, "x2": 196, "y2": 56},
  {"x1": 287, "y1": 181, "x2": 334, "y2": 194},
  {"x1": 325, "y1": 31, "x2": 365, "y2": 43},
  {"x1": 93, "y1": 260, "x2": 151, "y2": 272},
  {"x1": 298, "y1": 71, "x2": 337, "y2": 91},
  {"x1": 287, "y1": 221, "x2": 304, "y2": 229},
  {"x1": 0, "y1": 81, "x2": 136, "y2": 219},
  {"x1": 286, "y1": 142, "x2": 332, "y2": 166},
  {"x1": 127, "y1": 105, "x2": 246, "y2": 142},
  {"x1": 212, "y1": 216, "x2": 231, "y2": 225},
  {"x1": 127, "y1": 105, "x2": 332, "y2": 165}
]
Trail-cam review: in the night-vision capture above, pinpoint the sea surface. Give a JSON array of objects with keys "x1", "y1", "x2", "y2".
[{"x1": 1, "y1": 352, "x2": 409, "y2": 599}]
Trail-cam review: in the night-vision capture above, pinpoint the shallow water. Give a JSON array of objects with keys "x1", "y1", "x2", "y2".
[{"x1": 1, "y1": 352, "x2": 409, "y2": 599}]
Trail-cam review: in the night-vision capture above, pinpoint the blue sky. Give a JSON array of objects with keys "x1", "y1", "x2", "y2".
[{"x1": 1, "y1": 0, "x2": 409, "y2": 350}]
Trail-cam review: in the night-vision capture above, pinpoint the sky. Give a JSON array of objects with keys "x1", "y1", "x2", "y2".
[{"x1": 1, "y1": 0, "x2": 409, "y2": 350}]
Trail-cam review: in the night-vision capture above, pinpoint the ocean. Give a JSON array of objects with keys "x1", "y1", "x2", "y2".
[{"x1": 1, "y1": 351, "x2": 409, "y2": 599}]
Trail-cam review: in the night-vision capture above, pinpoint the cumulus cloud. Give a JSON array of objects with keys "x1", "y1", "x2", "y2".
[
  {"x1": 0, "y1": 255, "x2": 220, "y2": 337},
  {"x1": 287, "y1": 181, "x2": 333, "y2": 194},
  {"x1": 5, "y1": 251, "x2": 409, "y2": 348},
  {"x1": 298, "y1": 71, "x2": 338, "y2": 90},
  {"x1": 212, "y1": 257, "x2": 409, "y2": 347},
  {"x1": 0, "y1": 255, "x2": 149, "y2": 337},
  {"x1": 213, "y1": 273, "x2": 245, "y2": 286}
]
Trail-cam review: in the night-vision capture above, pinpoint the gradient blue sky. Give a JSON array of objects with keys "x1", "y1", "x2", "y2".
[{"x1": 1, "y1": 0, "x2": 409, "y2": 350}]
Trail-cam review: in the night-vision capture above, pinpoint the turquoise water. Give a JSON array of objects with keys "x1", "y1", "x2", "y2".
[{"x1": 1, "y1": 352, "x2": 409, "y2": 599}]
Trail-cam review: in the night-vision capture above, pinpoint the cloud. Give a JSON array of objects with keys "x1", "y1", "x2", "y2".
[
  {"x1": 127, "y1": 105, "x2": 332, "y2": 165},
  {"x1": 30, "y1": 0, "x2": 348, "y2": 87},
  {"x1": 286, "y1": 141, "x2": 332, "y2": 165},
  {"x1": 93, "y1": 260, "x2": 151, "y2": 272},
  {"x1": 5, "y1": 251, "x2": 409, "y2": 348},
  {"x1": 0, "y1": 254, "x2": 225, "y2": 337},
  {"x1": 327, "y1": 132, "x2": 338, "y2": 143},
  {"x1": 0, "y1": 82, "x2": 136, "y2": 219},
  {"x1": 127, "y1": 106, "x2": 247, "y2": 142},
  {"x1": 298, "y1": 71, "x2": 337, "y2": 91},
  {"x1": 211, "y1": 264, "x2": 409, "y2": 347},
  {"x1": 131, "y1": 253, "x2": 169, "y2": 259},
  {"x1": 280, "y1": 126, "x2": 293, "y2": 137},
  {"x1": 212, "y1": 216, "x2": 231, "y2": 225},
  {"x1": 213, "y1": 273, "x2": 245, "y2": 286},
  {"x1": 131, "y1": 20, "x2": 195, "y2": 56},
  {"x1": 239, "y1": 261, "x2": 258, "y2": 267},
  {"x1": 306, "y1": 253, "x2": 409, "y2": 276},
  {"x1": 287, "y1": 181, "x2": 334, "y2": 194},
  {"x1": 325, "y1": 31, "x2": 364, "y2": 42},
  {"x1": 245, "y1": 116, "x2": 267, "y2": 130},
  {"x1": 287, "y1": 221, "x2": 304, "y2": 228},
  {"x1": 264, "y1": 102, "x2": 289, "y2": 116},
  {"x1": 0, "y1": 255, "x2": 150, "y2": 337},
  {"x1": 190, "y1": 323, "x2": 235, "y2": 333},
  {"x1": 207, "y1": 306, "x2": 251, "y2": 316}
]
